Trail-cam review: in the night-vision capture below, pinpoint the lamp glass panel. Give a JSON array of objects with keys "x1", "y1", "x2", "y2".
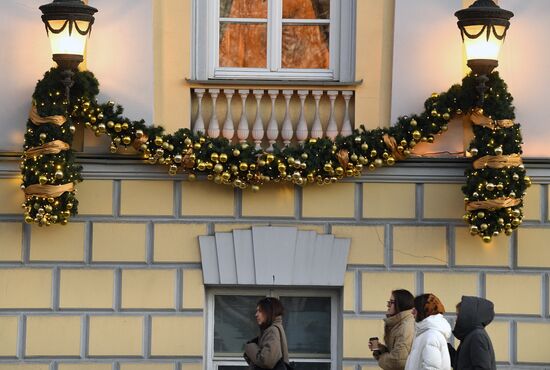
[
  {"x1": 463, "y1": 25, "x2": 505, "y2": 61},
  {"x1": 47, "y1": 20, "x2": 90, "y2": 56}
]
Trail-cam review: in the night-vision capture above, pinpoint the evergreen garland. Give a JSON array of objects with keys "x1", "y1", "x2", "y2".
[{"x1": 20, "y1": 68, "x2": 529, "y2": 241}]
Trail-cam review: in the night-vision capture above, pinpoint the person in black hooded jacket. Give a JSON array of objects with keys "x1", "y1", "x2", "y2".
[{"x1": 448, "y1": 296, "x2": 496, "y2": 370}]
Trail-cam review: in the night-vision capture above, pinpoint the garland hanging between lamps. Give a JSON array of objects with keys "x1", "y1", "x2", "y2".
[{"x1": 20, "y1": 68, "x2": 530, "y2": 241}]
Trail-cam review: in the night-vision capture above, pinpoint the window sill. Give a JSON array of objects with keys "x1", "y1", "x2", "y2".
[{"x1": 185, "y1": 78, "x2": 363, "y2": 87}]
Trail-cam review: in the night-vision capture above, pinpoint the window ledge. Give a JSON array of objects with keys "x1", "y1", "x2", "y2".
[{"x1": 186, "y1": 78, "x2": 363, "y2": 87}]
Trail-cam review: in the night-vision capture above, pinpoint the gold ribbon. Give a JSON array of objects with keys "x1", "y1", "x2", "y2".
[
  {"x1": 29, "y1": 103, "x2": 66, "y2": 126},
  {"x1": 473, "y1": 154, "x2": 523, "y2": 169},
  {"x1": 336, "y1": 149, "x2": 349, "y2": 168},
  {"x1": 466, "y1": 197, "x2": 521, "y2": 212},
  {"x1": 24, "y1": 183, "x2": 75, "y2": 198},
  {"x1": 132, "y1": 134, "x2": 149, "y2": 151},
  {"x1": 24, "y1": 140, "x2": 70, "y2": 157},
  {"x1": 470, "y1": 108, "x2": 514, "y2": 129},
  {"x1": 383, "y1": 134, "x2": 406, "y2": 160}
]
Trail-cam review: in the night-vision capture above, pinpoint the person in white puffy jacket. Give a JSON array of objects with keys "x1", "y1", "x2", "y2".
[{"x1": 404, "y1": 294, "x2": 451, "y2": 370}]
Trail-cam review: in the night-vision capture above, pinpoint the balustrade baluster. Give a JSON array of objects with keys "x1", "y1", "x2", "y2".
[
  {"x1": 326, "y1": 90, "x2": 339, "y2": 140},
  {"x1": 208, "y1": 89, "x2": 220, "y2": 138},
  {"x1": 311, "y1": 90, "x2": 323, "y2": 139},
  {"x1": 252, "y1": 90, "x2": 265, "y2": 149},
  {"x1": 193, "y1": 89, "x2": 205, "y2": 135},
  {"x1": 341, "y1": 90, "x2": 353, "y2": 137},
  {"x1": 237, "y1": 89, "x2": 250, "y2": 143},
  {"x1": 222, "y1": 89, "x2": 235, "y2": 140},
  {"x1": 296, "y1": 90, "x2": 309, "y2": 144},
  {"x1": 266, "y1": 90, "x2": 280, "y2": 151},
  {"x1": 281, "y1": 90, "x2": 294, "y2": 146}
]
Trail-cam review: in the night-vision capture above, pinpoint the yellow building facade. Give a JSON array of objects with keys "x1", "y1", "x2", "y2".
[{"x1": 0, "y1": 0, "x2": 549, "y2": 369}]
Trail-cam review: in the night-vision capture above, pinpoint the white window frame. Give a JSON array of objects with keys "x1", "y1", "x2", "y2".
[
  {"x1": 206, "y1": 288, "x2": 340, "y2": 370},
  {"x1": 193, "y1": 0, "x2": 356, "y2": 81}
]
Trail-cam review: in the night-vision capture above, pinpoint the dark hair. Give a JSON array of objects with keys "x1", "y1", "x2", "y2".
[
  {"x1": 257, "y1": 297, "x2": 284, "y2": 328},
  {"x1": 392, "y1": 289, "x2": 414, "y2": 313},
  {"x1": 414, "y1": 293, "x2": 445, "y2": 322}
]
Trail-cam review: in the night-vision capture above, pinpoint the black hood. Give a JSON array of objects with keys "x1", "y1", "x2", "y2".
[{"x1": 453, "y1": 296, "x2": 495, "y2": 340}]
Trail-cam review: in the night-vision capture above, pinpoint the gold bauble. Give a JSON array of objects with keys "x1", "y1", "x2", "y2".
[
  {"x1": 335, "y1": 167, "x2": 344, "y2": 176},
  {"x1": 38, "y1": 175, "x2": 48, "y2": 185},
  {"x1": 206, "y1": 162, "x2": 213, "y2": 170},
  {"x1": 60, "y1": 219, "x2": 68, "y2": 225},
  {"x1": 184, "y1": 138, "x2": 192, "y2": 146},
  {"x1": 410, "y1": 119, "x2": 417, "y2": 127},
  {"x1": 222, "y1": 172, "x2": 231, "y2": 181},
  {"x1": 412, "y1": 130, "x2": 421, "y2": 140},
  {"x1": 496, "y1": 183, "x2": 504, "y2": 191},
  {"x1": 39, "y1": 133, "x2": 47, "y2": 141},
  {"x1": 122, "y1": 136, "x2": 132, "y2": 145},
  {"x1": 249, "y1": 164, "x2": 256, "y2": 171},
  {"x1": 477, "y1": 211, "x2": 485, "y2": 218},
  {"x1": 258, "y1": 160, "x2": 266, "y2": 167},
  {"x1": 251, "y1": 185, "x2": 260, "y2": 192},
  {"x1": 44, "y1": 205, "x2": 53, "y2": 213},
  {"x1": 90, "y1": 116, "x2": 97, "y2": 124},
  {"x1": 480, "y1": 223, "x2": 488, "y2": 231},
  {"x1": 174, "y1": 154, "x2": 182, "y2": 163},
  {"x1": 278, "y1": 163, "x2": 286, "y2": 172},
  {"x1": 485, "y1": 183, "x2": 495, "y2": 191},
  {"x1": 158, "y1": 158, "x2": 166, "y2": 165},
  {"x1": 98, "y1": 123, "x2": 106, "y2": 133},
  {"x1": 154, "y1": 136, "x2": 163, "y2": 146},
  {"x1": 374, "y1": 158, "x2": 383, "y2": 167},
  {"x1": 345, "y1": 169, "x2": 354, "y2": 177},
  {"x1": 368, "y1": 163, "x2": 376, "y2": 171},
  {"x1": 193, "y1": 143, "x2": 201, "y2": 150},
  {"x1": 207, "y1": 174, "x2": 214, "y2": 180},
  {"x1": 84, "y1": 122, "x2": 92, "y2": 129},
  {"x1": 456, "y1": 109, "x2": 463, "y2": 115},
  {"x1": 214, "y1": 163, "x2": 224, "y2": 173},
  {"x1": 66, "y1": 202, "x2": 73, "y2": 210},
  {"x1": 498, "y1": 218, "x2": 505, "y2": 225},
  {"x1": 122, "y1": 122, "x2": 129, "y2": 130},
  {"x1": 47, "y1": 197, "x2": 55, "y2": 204},
  {"x1": 197, "y1": 162, "x2": 206, "y2": 171},
  {"x1": 135, "y1": 130, "x2": 144, "y2": 138},
  {"x1": 199, "y1": 137, "x2": 206, "y2": 144},
  {"x1": 431, "y1": 109, "x2": 438, "y2": 117},
  {"x1": 511, "y1": 209, "x2": 521, "y2": 218},
  {"x1": 170, "y1": 165, "x2": 178, "y2": 173},
  {"x1": 323, "y1": 163, "x2": 332, "y2": 172},
  {"x1": 370, "y1": 149, "x2": 377, "y2": 158},
  {"x1": 441, "y1": 125, "x2": 448, "y2": 132},
  {"x1": 442, "y1": 113, "x2": 450, "y2": 120},
  {"x1": 482, "y1": 235, "x2": 492, "y2": 243},
  {"x1": 505, "y1": 228, "x2": 513, "y2": 236},
  {"x1": 220, "y1": 153, "x2": 228, "y2": 163},
  {"x1": 54, "y1": 170, "x2": 64, "y2": 180},
  {"x1": 211, "y1": 153, "x2": 219, "y2": 162},
  {"x1": 361, "y1": 143, "x2": 369, "y2": 151},
  {"x1": 147, "y1": 157, "x2": 157, "y2": 164},
  {"x1": 239, "y1": 162, "x2": 248, "y2": 171},
  {"x1": 288, "y1": 157, "x2": 295, "y2": 165},
  {"x1": 214, "y1": 175, "x2": 223, "y2": 184},
  {"x1": 110, "y1": 145, "x2": 118, "y2": 154},
  {"x1": 114, "y1": 123, "x2": 122, "y2": 132},
  {"x1": 69, "y1": 125, "x2": 76, "y2": 134},
  {"x1": 233, "y1": 149, "x2": 241, "y2": 157},
  {"x1": 494, "y1": 146, "x2": 503, "y2": 156},
  {"x1": 114, "y1": 137, "x2": 121, "y2": 144},
  {"x1": 266, "y1": 153, "x2": 275, "y2": 162},
  {"x1": 25, "y1": 216, "x2": 34, "y2": 224},
  {"x1": 107, "y1": 121, "x2": 115, "y2": 128},
  {"x1": 386, "y1": 157, "x2": 395, "y2": 166},
  {"x1": 524, "y1": 176, "x2": 532, "y2": 187},
  {"x1": 188, "y1": 173, "x2": 197, "y2": 181},
  {"x1": 512, "y1": 173, "x2": 519, "y2": 181},
  {"x1": 162, "y1": 142, "x2": 170, "y2": 150}
]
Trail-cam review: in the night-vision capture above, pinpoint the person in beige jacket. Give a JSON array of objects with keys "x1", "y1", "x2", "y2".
[
  {"x1": 244, "y1": 297, "x2": 290, "y2": 370},
  {"x1": 369, "y1": 289, "x2": 415, "y2": 370}
]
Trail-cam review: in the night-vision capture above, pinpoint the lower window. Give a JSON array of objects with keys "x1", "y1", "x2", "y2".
[{"x1": 207, "y1": 289, "x2": 338, "y2": 370}]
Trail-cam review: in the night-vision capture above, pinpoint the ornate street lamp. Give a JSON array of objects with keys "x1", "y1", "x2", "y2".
[
  {"x1": 455, "y1": 0, "x2": 513, "y2": 105},
  {"x1": 39, "y1": 0, "x2": 98, "y2": 99}
]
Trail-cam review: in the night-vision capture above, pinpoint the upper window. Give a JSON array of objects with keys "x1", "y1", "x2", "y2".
[
  {"x1": 206, "y1": 288, "x2": 338, "y2": 370},
  {"x1": 193, "y1": 0, "x2": 356, "y2": 81}
]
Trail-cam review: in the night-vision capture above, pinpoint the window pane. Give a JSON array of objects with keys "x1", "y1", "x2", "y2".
[
  {"x1": 282, "y1": 25, "x2": 329, "y2": 69},
  {"x1": 214, "y1": 295, "x2": 263, "y2": 355},
  {"x1": 283, "y1": 0, "x2": 330, "y2": 19},
  {"x1": 281, "y1": 296, "x2": 331, "y2": 355},
  {"x1": 219, "y1": 23, "x2": 267, "y2": 68},
  {"x1": 294, "y1": 364, "x2": 331, "y2": 370},
  {"x1": 220, "y1": 0, "x2": 268, "y2": 18}
]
